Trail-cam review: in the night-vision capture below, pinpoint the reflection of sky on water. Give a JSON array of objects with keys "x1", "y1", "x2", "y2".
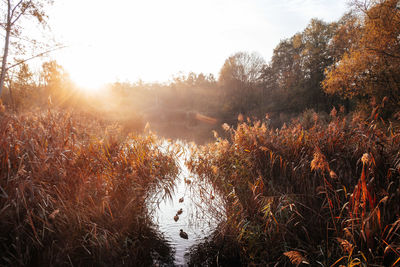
[{"x1": 149, "y1": 140, "x2": 225, "y2": 266}]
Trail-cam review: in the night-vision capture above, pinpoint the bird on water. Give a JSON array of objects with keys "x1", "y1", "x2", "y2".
[
  {"x1": 176, "y1": 208, "x2": 183, "y2": 215},
  {"x1": 179, "y1": 197, "x2": 184, "y2": 203},
  {"x1": 179, "y1": 229, "x2": 188, "y2": 239},
  {"x1": 174, "y1": 215, "x2": 179, "y2": 222}
]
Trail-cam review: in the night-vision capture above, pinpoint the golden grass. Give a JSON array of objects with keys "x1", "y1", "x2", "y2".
[
  {"x1": 187, "y1": 109, "x2": 400, "y2": 266},
  {"x1": 0, "y1": 107, "x2": 178, "y2": 266}
]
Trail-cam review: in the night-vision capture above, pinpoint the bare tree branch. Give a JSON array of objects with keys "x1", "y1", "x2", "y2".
[
  {"x1": 11, "y1": 0, "x2": 25, "y2": 17},
  {"x1": 6, "y1": 45, "x2": 67, "y2": 71},
  {"x1": 11, "y1": 0, "x2": 33, "y2": 25}
]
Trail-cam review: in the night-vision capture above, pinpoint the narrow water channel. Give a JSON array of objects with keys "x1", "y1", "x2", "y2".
[{"x1": 150, "y1": 141, "x2": 224, "y2": 266}]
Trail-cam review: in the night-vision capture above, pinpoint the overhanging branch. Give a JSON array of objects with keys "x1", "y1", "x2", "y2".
[{"x1": 6, "y1": 45, "x2": 67, "y2": 71}]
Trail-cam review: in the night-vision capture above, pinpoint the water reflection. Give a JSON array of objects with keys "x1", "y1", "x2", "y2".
[{"x1": 149, "y1": 141, "x2": 224, "y2": 266}]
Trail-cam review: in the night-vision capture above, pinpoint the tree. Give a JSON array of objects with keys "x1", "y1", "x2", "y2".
[
  {"x1": 8, "y1": 62, "x2": 34, "y2": 109},
  {"x1": 266, "y1": 35, "x2": 305, "y2": 111},
  {"x1": 219, "y1": 52, "x2": 265, "y2": 85},
  {"x1": 260, "y1": 19, "x2": 339, "y2": 115},
  {"x1": 328, "y1": 12, "x2": 362, "y2": 62},
  {"x1": 323, "y1": 0, "x2": 400, "y2": 113},
  {"x1": 219, "y1": 52, "x2": 265, "y2": 114},
  {"x1": 0, "y1": 0, "x2": 53, "y2": 97},
  {"x1": 301, "y1": 19, "x2": 337, "y2": 111},
  {"x1": 41, "y1": 60, "x2": 73, "y2": 105}
]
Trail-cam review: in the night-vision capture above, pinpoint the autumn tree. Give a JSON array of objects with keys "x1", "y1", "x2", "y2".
[
  {"x1": 258, "y1": 37, "x2": 300, "y2": 117},
  {"x1": 301, "y1": 19, "x2": 338, "y2": 110},
  {"x1": 8, "y1": 62, "x2": 34, "y2": 109},
  {"x1": 328, "y1": 12, "x2": 362, "y2": 62},
  {"x1": 323, "y1": 0, "x2": 400, "y2": 113},
  {"x1": 0, "y1": 0, "x2": 53, "y2": 97},
  {"x1": 260, "y1": 19, "x2": 340, "y2": 116},
  {"x1": 41, "y1": 60, "x2": 73, "y2": 105}
]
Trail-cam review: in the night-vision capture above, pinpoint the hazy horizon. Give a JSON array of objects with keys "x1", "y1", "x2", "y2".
[{"x1": 44, "y1": 0, "x2": 349, "y2": 89}]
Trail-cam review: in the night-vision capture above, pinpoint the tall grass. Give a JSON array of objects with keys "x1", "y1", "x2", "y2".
[
  {"x1": 187, "y1": 109, "x2": 400, "y2": 266},
  {"x1": 0, "y1": 107, "x2": 178, "y2": 266}
]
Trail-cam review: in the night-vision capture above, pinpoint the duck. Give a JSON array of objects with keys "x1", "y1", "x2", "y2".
[
  {"x1": 179, "y1": 197, "x2": 184, "y2": 203},
  {"x1": 174, "y1": 215, "x2": 179, "y2": 222},
  {"x1": 179, "y1": 229, "x2": 188, "y2": 239},
  {"x1": 176, "y1": 208, "x2": 183, "y2": 215}
]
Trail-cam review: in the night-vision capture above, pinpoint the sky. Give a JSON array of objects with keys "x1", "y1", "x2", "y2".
[{"x1": 46, "y1": 0, "x2": 349, "y2": 89}]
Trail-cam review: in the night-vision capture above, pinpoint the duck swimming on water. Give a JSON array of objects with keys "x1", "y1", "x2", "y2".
[
  {"x1": 176, "y1": 208, "x2": 183, "y2": 215},
  {"x1": 179, "y1": 197, "x2": 184, "y2": 203},
  {"x1": 179, "y1": 229, "x2": 188, "y2": 239},
  {"x1": 174, "y1": 215, "x2": 179, "y2": 222}
]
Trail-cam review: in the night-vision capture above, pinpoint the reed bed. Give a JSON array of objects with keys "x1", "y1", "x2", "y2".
[
  {"x1": 187, "y1": 109, "x2": 400, "y2": 266},
  {"x1": 0, "y1": 107, "x2": 179, "y2": 266}
]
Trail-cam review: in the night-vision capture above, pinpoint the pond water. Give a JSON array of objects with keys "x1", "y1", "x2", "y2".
[{"x1": 150, "y1": 141, "x2": 224, "y2": 266}]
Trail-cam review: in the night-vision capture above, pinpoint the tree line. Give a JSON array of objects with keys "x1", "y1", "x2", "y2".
[
  {"x1": 105, "y1": 0, "x2": 400, "y2": 128},
  {"x1": 1, "y1": 0, "x2": 399, "y2": 130}
]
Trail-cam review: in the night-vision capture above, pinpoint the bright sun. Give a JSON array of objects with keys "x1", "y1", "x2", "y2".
[
  {"x1": 59, "y1": 46, "x2": 111, "y2": 92},
  {"x1": 60, "y1": 42, "x2": 167, "y2": 92},
  {"x1": 51, "y1": 0, "x2": 223, "y2": 90}
]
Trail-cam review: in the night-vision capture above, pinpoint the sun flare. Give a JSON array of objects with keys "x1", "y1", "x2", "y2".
[{"x1": 70, "y1": 70, "x2": 106, "y2": 93}]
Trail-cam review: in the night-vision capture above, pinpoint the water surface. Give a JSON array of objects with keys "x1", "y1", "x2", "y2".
[{"x1": 150, "y1": 141, "x2": 224, "y2": 266}]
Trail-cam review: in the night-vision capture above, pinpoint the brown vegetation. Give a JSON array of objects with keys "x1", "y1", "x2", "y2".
[
  {"x1": 187, "y1": 108, "x2": 400, "y2": 266},
  {"x1": 0, "y1": 107, "x2": 178, "y2": 266},
  {"x1": 1, "y1": 1, "x2": 400, "y2": 266}
]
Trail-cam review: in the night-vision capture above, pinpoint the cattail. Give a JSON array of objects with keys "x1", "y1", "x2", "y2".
[
  {"x1": 337, "y1": 238, "x2": 354, "y2": 254},
  {"x1": 283, "y1": 251, "x2": 309, "y2": 265},
  {"x1": 361, "y1": 153, "x2": 370, "y2": 165},
  {"x1": 311, "y1": 148, "x2": 329, "y2": 172},
  {"x1": 329, "y1": 170, "x2": 338, "y2": 179}
]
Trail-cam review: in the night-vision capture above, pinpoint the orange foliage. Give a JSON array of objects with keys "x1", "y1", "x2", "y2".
[
  {"x1": 323, "y1": 0, "x2": 400, "y2": 108},
  {"x1": 188, "y1": 111, "x2": 400, "y2": 265}
]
